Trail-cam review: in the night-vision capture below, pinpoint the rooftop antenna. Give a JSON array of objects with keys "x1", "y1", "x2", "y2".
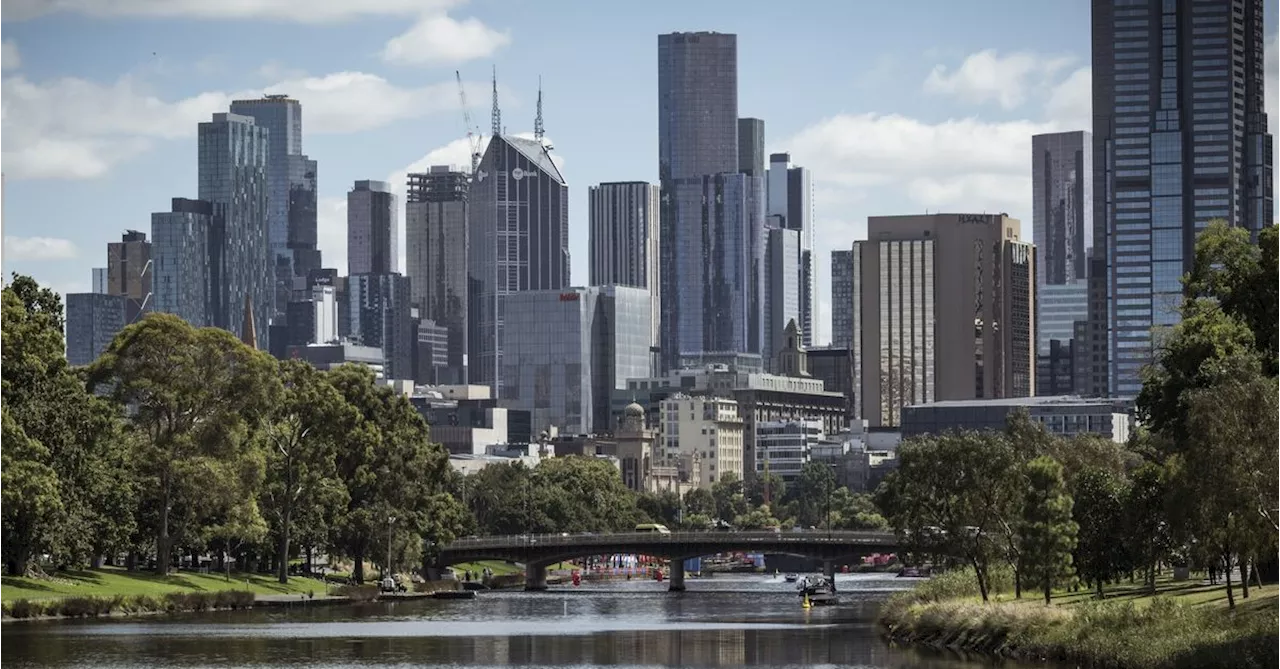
[
  {"x1": 490, "y1": 65, "x2": 501, "y2": 138},
  {"x1": 534, "y1": 75, "x2": 545, "y2": 142}
]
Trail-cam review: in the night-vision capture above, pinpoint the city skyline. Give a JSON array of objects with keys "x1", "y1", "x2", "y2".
[{"x1": 12, "y1": 2, "x2": 1271, "y2": 347}]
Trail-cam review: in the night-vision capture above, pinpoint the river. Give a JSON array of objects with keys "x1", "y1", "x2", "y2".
[{"x1": 2, "y1": 573, "x2": 1030, "y2": 668}]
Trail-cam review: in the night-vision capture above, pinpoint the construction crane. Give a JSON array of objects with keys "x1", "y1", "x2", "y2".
[{"x1": 455, "y1": 70, "x2": 482, "y2": 176}]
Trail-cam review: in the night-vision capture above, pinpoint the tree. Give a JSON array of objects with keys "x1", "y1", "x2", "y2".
[
  {"x1": 203, "y1": 498, "x2": 268, "y2": 581},
  {"x1": 683, "y1": 488, "x2": 715, "y2": 519},
  {"x1": 87, "y1": 314, "x2": 281, "y2": 575},
  {"x1": 829, "y1": 488, "x2": 889, "y2": 531},
  {"x1": 1072, "y1": 467, "x2": 1130, "y2": 599},
  {"x1": 1019, "y1": 456, "x2": 1078, "y2": 605},
  {"x1": 466, "y1": 462, "x2": 534, "y2": 535},
  {"x1": 747, "y1": 469, "x2": 786, "y2": 507},
  {"x1": 637, "y1": 490, "x2": 682, "y2": 526},
  {"x1": 1182, "y1": 222, "x2": 1278, "y2": 375},
  {"x1": 734, "y1": 504, "x2": 780, "y2": 530},
  {"x1": 785, "y1": 461, "x2": 838, "y2": 529},
  {"x1": 1125, "y1": 462, "x2": 1172, "y2": 595},
  {"x1": 877, "y1": 431, "x2": 1021, "y2": 602},
  {"x1": 531, "y1": 456, "x2": 646, "y2": 533},
  {"x1": 262, "y1": 360, "x2": 353, "y2": 583},
  {"x1": 710, "y1": 472, "x2": 749, "y2": 524},
  {"x1": 1, "y1": 407, "x2": 62, "y2": 575}
]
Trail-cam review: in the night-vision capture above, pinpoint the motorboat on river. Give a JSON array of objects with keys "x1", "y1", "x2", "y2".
[
  {"x1": 783, "y1": 573, "x2": 799, "y2": 583},
  {"x1": 796, "y1": 575, "x2": 839, "y2": 606}
]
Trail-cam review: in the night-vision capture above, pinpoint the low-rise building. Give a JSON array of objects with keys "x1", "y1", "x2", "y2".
[
  {"x1": 755, "y1": 419, "x2": 823, "y2": 483},
  {"x1": 659, "y1": 394, "x2": 745, "y2": 487},
  {"x1": 288, "y1": 342, "x2": 385, "y2": 378},
  {"x1": 901, "y1": 395, "x2": 1132, "y2": 443}
]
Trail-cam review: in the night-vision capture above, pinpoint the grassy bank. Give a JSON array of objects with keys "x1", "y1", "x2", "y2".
[
  {"x1": 1, "y1": 567, "x2": 330, "y2": 602},
  {"x1": 881, "y1": 569, "x2": 1278, "y2": 669}
]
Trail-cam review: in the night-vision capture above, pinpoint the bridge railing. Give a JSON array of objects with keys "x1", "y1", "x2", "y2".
[{"x1": 442, "y1": 530, "x2": 898, "y2": 551}]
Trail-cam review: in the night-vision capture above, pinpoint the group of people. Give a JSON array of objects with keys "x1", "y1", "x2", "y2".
[{"x1": 462, "y1": 567, "x2": 493, "y2": 582}]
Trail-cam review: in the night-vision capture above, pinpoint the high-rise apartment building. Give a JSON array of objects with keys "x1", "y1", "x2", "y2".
[
  {"x1": 1090, "y1": 0, "x2": 1273, "y2": 397},
  {"x1": 767, "y1": 153, "x2": 814, "y2": 349},
  {"x1": 106, "y1": 230, "x2": 151, "y2": 324},
  {"x1": 830, "y1": 249, "x2": 854, "y2": 350},
  {"x1": 151, "y1": 198, "x2": 214, "y2": 327},
  {"x1": 468, "y1": 135, "x2": 570, "y2": 396},
  {"x1": 65, "y1": 293, "x2": 127, "y2": 366},
  {"x1": 738, "y1": 118, "x2": 766, "y2": 177},
  {"x1": 844, "y1": 214, "x2": 1035, "y2": 427},
  {"x1": 347, "y1": 180, "x2": 398, "y2": 276},
  {"x1": 406, "y1": 167, "x2": 469, "y2": 383},
  {"x1": 1032, "y1": 131, "x2": 1092, "y2": 394},
  {"x1": 501, "y1": 285, "x2": 651, "y2": 435},
  {"x1": 228, "y1": 95, "x2": 319, "y2": 316},
  {"x1": 198, "y1": 112, "x2": 269, "y2": 349},
  {"x1": 658, "y1": 31, "x2": 739, "y2": 372},
  {"x1": 589, "y1": 180, "x2": 661, "y2": 369}
]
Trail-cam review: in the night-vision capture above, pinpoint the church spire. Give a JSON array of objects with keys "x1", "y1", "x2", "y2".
[{"x1": 241, "y1": 294, "x2": 257, "y2": 349}]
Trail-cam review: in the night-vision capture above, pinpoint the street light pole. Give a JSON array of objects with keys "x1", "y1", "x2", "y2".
[{"x1": 384, "y1": 519, "x2": 394, "y2": 580}]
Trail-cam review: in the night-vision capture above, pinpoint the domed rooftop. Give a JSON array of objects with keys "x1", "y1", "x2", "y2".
[{"x1": 624, "y1": 402, "x2": 645, "y2": 417}]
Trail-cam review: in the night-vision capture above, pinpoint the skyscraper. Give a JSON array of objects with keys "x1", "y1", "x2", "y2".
[
  {"x1": 151, "y1": 198, "x2": 214, "y2": 327},
  {"x1": 106, "y1": 230, "x2": 151, "y2": 324},
  {"x1": 347, "y1": 180, "x2": 398, "y2": 276},
  {"x1": 589, "y1": 180, "x2": 660, "y2": 368},
  {"x1": 738, "y1": 118, "x2": 766, "y2": 177},
  {"x1": 766, "y1": 153, "x2": 814, "y2": 348},
  {"x1": 658, "y1": 31, "x2": 739, "y2": 371},
  {"x1": 198, "y1": 112, "x2": 269, "y2": 349},
  {"x1": 91, "y1": 268, "x2": 108, "y2": 294},
  {"x1": 468, "y1": 134, "x2": 570, "y2": 396},
  {"x1": 348, "y1": 273, "x2": 413, "y2": 381},
  {"x1": 1032, "y1": 131, "x2": 1092, "y2": 395},
  {"x1": 228, "y1": 95, "x2": 318, "y2": 316},
  {"x1": 406, "y1": 167, "x2": 469, "y2": 384},
  {"x1": 830, "y1": 249, "x2": 853, "y2": 350},
  {"x1": 845, "y1": 214, "x2": 1035, "y2": 427},
  {"x1": 65, "y1": 293, "x2": 127, "y2": 367},
  {"x1": 1090, "y1": 0, "x2": 1273, "y2": 397},
  {"x1": 765, "y1": 226, "x2": 801, "y2": 367}
]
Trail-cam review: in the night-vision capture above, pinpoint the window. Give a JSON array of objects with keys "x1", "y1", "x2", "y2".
[
  {"x1": 1153, "y1": 228, "x2": 1181, "y2": 261},
  {"x1": 1153, "y1": 164, "x2": 1182, "y2": 195}
]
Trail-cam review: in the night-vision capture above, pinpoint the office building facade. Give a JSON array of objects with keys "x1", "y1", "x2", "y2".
[
  {"x1": 658, "y1": 31, "x2": 739, "y2": 372},
  {"x1": 766, "y1": 153, "x2": 814, "y2": 348},
  {"x1": 589, "y1": 180, "x2": 661, "y2": 367},
  {"x1": 468, "y1": 135, "x2": 570, "y2": 396},
  {"x1": 348, "y1": 180, "x2": 398, "y2": 276},
  {"x1": 91, "y1": 268, "x2": 108, "y2": 294},
  {"x1": 286, "y1": 155, "x2": 320, "y2": 283},
  {"x1": 659, "y1": 394, "x2": 745, "y2": 488},
  {"x1": 66, "y1": 293, "x2": 127, "y2": 367},
  {"x1": 738, "y1": 117, "x2": 766, "y2": 177},
  {"x1": 197, "y1": 112, "x2": 269, "y2": 349},
  {"x1": 845, "y1": 214, "x2": 1035, "y2": 427},
  {"x1": 1090, "y1": 0, "x2": 1273, "y2": 397},
  {"x1": 151, "y1": 198, "x2": 214, "y2": 327},
  {"x1": 830, "y1": 249, "x2": 854, "y2": 350},
  {"x1": 406, "y1": 167, "x2": 469, "y2": 383},
  {"x1": 765, "y1": 226, "x2": 801, "y2": 367},
  {"x1": 348, "y1": 273, "x2": 413, "y2": 381},
  {"x1": 501, "y1": 285, "x2": 651, "y2": 435}
]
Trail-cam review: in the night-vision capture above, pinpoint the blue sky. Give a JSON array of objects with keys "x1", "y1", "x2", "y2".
[{"x1": 2, "y1": 0, "x2": 1275, "y2": 344}]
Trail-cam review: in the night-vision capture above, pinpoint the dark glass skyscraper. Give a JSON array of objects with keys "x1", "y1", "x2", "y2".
[
  {"x1": 198, "y1": 112, "x2": 269, "y2": 349},
  {"x1": 1090, "y1": 0, "x2": 1273, "y2": 397},
  {"x1": 407, "y1": 167, "x2": 470, "y2": 384},
  {"x1": 658, "y1": 31, "x2": 744, "y2": 371},
  {"x1": 468, "y1": 135, "x2": 570, "y2": 397},
  {"x1": 151, "y1": 198, "x2": 214, "y2": 327}
]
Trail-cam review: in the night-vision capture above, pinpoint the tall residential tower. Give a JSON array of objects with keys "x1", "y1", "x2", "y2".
[{"x1": 406, "y1": 167, "x2": 470, "y2": 383}]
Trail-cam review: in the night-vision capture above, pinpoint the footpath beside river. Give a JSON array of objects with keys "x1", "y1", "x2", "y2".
[{"x1": 880, "y1": 568, "x2": 1279, "y2": 669}]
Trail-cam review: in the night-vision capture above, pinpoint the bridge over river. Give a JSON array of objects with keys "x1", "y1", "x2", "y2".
[{"x1": 436, "y1": 530, "x2": 899, "y2": 591}]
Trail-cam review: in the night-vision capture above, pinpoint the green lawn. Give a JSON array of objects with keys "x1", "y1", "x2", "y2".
[
  {"x1": 1, "y1": 567, "x2": 331, "y2": 602},
  {"x1": 986, "y1": 572, "x2": 1278, "y2": 612}
]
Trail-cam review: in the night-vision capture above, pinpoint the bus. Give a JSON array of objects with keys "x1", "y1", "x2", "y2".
[{"x1": 635, "y1": 523, "x2": 672, "y2": 534}]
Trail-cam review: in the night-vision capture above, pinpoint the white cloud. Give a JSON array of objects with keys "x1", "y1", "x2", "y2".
[
  {"x1": 1044, "y1": 66, "x2": 1091, "y2": 130},
  {"x1": 2, "y1": 0, "x2": 461, "y2": 22},
  {"x1": 1, "y1": 71, "x2": 480, "y2": 179},
  {"x1": 924, "y1": 49, "x2": 1074, "y2": 109},
  {"x1": 382, "y1": 13, "x2": 510, "y2": 66},
  {"x1": 315, "y1": 196, "x2": 348, "y2": 276},
  {"x1": 2, "y1": 41, "x2": 20, "y2": 71},
  {"x1": 4, "y1": 236, "x2": 79, "y2": 260}
]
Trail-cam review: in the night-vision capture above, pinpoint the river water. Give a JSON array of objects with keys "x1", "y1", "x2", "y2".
[{"x1": 2, "y1": 573, "x2": 1025, "y2": 668}]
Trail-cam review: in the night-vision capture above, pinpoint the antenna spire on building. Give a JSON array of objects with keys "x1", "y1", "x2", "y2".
[
  {"x1": 534, "y1": 75, "x2": 545, "y2": 141},
  {"x1": 241, "y1": 293, "x2": 257, "y2": 349},
  {"x1": 490, "y1": 65, "x2": 501, "y2": 138}
]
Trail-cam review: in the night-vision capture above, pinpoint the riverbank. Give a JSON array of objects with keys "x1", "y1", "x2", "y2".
[
  {"x1": 1, "y1": 567, "x2": 330, "y2": 602},
  {"x1": 880, "y1": 569, "x2": 1279, "y2": 669}
]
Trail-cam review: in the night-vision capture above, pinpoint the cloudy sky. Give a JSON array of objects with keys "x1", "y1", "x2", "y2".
[{"x1": 2, "y1": 0, "x2": 1275, "y2": 345}]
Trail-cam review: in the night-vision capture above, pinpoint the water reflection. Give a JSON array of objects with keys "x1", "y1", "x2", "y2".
[{"x1": 1, "y1": 574, "x2": 1019, "y2": 668}]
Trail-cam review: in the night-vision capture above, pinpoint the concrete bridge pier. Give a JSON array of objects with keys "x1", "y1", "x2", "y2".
[
  {"x1": 823, "y1": 560, "x2": 837, "y2": 591},
  {"x1": 668, "y1": 559, "x2": 686, "y2": 592},
  {"x1": 524, "y1": 563, "x2": 548, "y2": 591}
]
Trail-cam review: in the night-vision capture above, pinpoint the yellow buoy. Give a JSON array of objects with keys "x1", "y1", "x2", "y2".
[{"x1": 802, "y1": 594, "x2": 811, "y2": 609}]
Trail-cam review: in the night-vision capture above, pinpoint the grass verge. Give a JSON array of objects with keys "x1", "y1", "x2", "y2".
[
  {"x1": 1, "y1": 567, "x2": 329, "y2": 602},
  {"x1": 3, "y1": 590, "x2": 256, "y2": 620},
  {"x1": 881, "y1": 569, "x2": 1279, "y2": 669}
]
